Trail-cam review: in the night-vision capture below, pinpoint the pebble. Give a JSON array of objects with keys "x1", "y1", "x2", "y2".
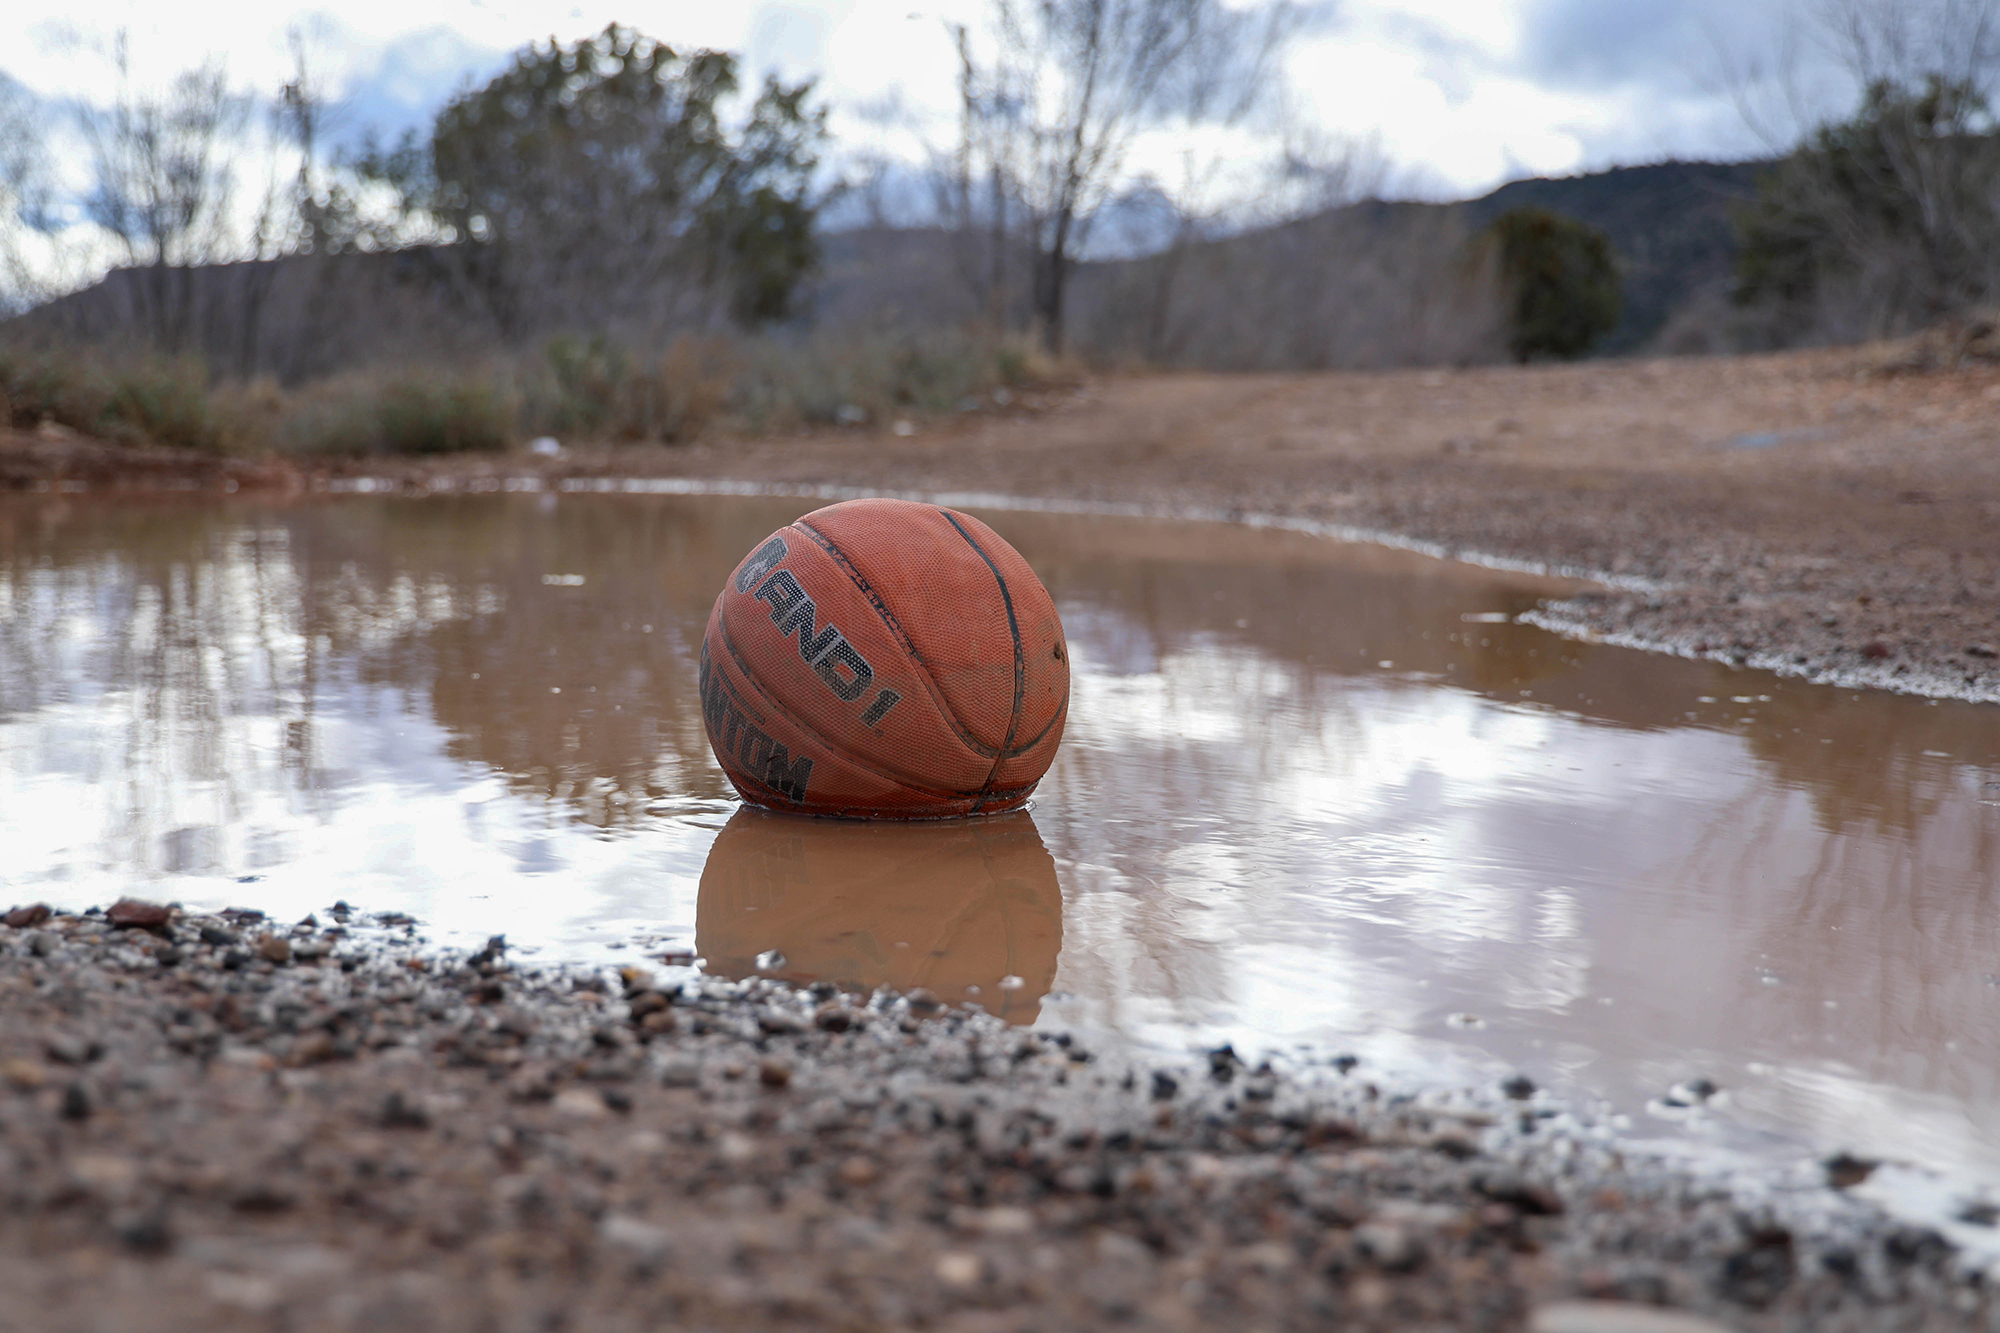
[
  {"x1": 837, "y1": 1156, "x2": 880, "y2": 1187},
  {"x1": 553, "y1": 1087, "x2": 608, "y2": 1119},
  {"x1": 1530, "y1": 1301, "x2": 1737, "y2": 1333},
  {"x1": 44, "y1": 1033, "x2": 100, "y2": 1066},
  {"x1": 600, "y1": 1214, "x2": 670, "y2": 1260},
  {"x1": 2, "y1": 1058, "x2": 48, "y2": 1089},
  {"x1": 934, "y1": 1252, "x2": 983, "y2": 1288},
  {"x1": 256, "y1": 935, "x2": 292, "y2": 964},
  {"x1": 2, "y1": 904, "x2": 51, "y2": 929},
  {"x1": 106, "y1": 898, "x2": 173, "y2": 932},
  {"x1": 758, "y1": 1058, "x2": 793, "y2": 1089}
]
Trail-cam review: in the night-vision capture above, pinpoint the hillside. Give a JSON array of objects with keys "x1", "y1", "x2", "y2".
[
  {"x1": 6, "y1": 158, "x2": 1777, "y2": 377},
  {"x1": 1462, "y1": 159, "x2": 1770, "y2": 352}
]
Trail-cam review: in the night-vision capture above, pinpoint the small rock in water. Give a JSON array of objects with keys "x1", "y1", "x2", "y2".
[
  {"x1": 753, "y1": 949, "x2": 787, "y2": 973},
  {"x1": 1825, "y1": 1153, "x2": 1878, "y2": 1189},
  {"x1": 997, "y1": 974, "x2": 1025, "y2": 990},
  {"x1": 106, "y1": 898, "x2": 172, "y2": 932},
  {"x1": 1530, "y1": 1301, "x2": 1736, "y2": 1333},
  {"x1": 904, "y1": 987, "x2": 942, "y2": 1014},
  {"x1": 1502, "y1": 1074, "x2": 1537, "y2": 1101}
]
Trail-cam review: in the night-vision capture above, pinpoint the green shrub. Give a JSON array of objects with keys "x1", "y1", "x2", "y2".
[
  {"x1": 374, "y1": 379, "x2": 512, "y2": 454},
  {"x1": 107, "y1": 360, "x2": 225, "y2": 452},
  {"x1": 279, "y1": 373, "x2": 511, "y2": 455},
  {"x1": 1477, "y1": 208, "x2": 1621, "y2": 361}
]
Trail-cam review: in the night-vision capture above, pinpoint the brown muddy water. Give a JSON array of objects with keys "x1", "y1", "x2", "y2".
[{"x1": 4, "y1": 491, "x2": 2000, "y2": 1185}]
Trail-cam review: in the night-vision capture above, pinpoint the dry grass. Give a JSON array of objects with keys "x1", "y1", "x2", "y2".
[{"x1": 0, "y1": 328, "x2": 1070, "y2": 457}]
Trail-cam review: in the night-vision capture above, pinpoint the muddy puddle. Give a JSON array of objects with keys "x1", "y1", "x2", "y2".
[{"x1": 3, "y1": 491, "x2": 1999, "y2": 1183}]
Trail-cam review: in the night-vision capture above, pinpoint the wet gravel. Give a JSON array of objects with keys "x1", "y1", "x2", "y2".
[{"x1": 1, "y1": 901, "x2": 1991, "y2": 1332}]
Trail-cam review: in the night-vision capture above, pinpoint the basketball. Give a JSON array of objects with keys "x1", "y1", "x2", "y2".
[{"x1": 699, "y1": 497, "x2": 1068, "y2": 818}]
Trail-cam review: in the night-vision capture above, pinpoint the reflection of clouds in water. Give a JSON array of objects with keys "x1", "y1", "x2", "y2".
[{"x1": 1047, "y1": 631, "x2": 1610, "y2": 1047}]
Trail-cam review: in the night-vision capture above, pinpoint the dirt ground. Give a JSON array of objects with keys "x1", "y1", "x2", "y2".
[
  {"x1": 6, "y1": 345, "x2": 2000, "y2": 1330},
  {"x1": 0, "y1": 905, "x2": 1985, "y2": 1333},
  {"x1": 10, "y1": 342, "x2": 1995, "y2": 702}
]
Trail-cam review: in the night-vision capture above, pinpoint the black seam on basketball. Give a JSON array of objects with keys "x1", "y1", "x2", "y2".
[
  {"x1": 1007, "y1": 696, "x2": 1066, "y2": 756},
  {"x1": 791, "y1": 517, "x2": 998, "y2": 758},
  {"x1": 713, "y1": 618, "x2": 976, "y2": 802},
  {"x1": 939, "y1": 510, "x2": 1026, "y2": 808}
]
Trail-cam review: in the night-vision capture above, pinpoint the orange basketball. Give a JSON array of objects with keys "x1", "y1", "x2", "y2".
[{"x1": 699, "y1": 498, "x2": 1068, "y2": 818}]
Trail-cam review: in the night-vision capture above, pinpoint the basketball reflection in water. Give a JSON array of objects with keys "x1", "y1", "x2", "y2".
[{"x1": 695, "y1": 808, "x2": 1063, "y2": 1025}]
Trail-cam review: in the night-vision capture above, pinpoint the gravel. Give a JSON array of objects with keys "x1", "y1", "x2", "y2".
[{"x1": 0, "y1": 900, "x2": 1990, "y2": 1332}]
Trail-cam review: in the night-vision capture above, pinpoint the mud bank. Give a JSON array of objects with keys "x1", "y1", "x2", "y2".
[{"x1": 0, "y1": 902, "x2": 1989, "y2": 1333}]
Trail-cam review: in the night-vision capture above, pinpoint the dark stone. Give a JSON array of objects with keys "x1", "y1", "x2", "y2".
[
  {"x1": 60, "y1": 1083, "x2": 93, "y2": 1121},
  {"x1": 1884, "y1": 1226, "x2": 1952, "y2": 1269},
  {"x1": 1474, "y1": 1173, "x2": 1565, "y2": 1216},
  {"x1": 1824, "y1": 1153, "x2": 1878, "y2": 1189},
  {"x1": 199, "y1": 925, "x2": 238, "y2": 947},
  {"x1": 106, "y1": 898, "x2": 172, "y2": 933},
  {"x1": 3, "y1": 904, "x2": 51, "y2": 929},
  {"x1": 1501, "y1": 1075, "x2": 1536, "y2": 1101},
  {"x1": 379, "y1": 1091, "x2": 431, "y2": 1130},
  {"x1": 114, "y1": 1206, "x2": 173, "y2": 1255},
  {"x1": 1208, "y1": 1045, "x2": 1240, "y2": 1082},
  {"x1": 1151, "y1": 1071, "x2": 1179, "y2": 1101},
  {"x1": 1720, "y1": 1227, "x2": 1795, "y2": 1307}
]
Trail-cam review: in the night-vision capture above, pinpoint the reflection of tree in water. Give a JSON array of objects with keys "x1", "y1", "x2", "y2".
[
  {"x1": 0, "y1": 500, "x2": 340, "y2": 873},
  {"x1": 312, "y1": 495, "x2": 796, "y2": 824},
  {"x1": 0, "y1": 495, "x2": 820, "y2": 853}
]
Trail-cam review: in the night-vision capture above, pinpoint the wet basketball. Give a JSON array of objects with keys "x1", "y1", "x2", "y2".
[{"x1": 699, "y1": 497, "x2": 1068, "y2": 818}]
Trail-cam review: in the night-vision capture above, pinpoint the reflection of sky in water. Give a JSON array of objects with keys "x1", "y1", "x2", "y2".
[{"x1": 3, "y1": 495, "x2": 2000, "y2": 1190}]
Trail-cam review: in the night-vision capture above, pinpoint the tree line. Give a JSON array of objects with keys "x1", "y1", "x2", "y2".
[{"x1": 1, "y1": 0, "x2": 1998, "y2": 383}]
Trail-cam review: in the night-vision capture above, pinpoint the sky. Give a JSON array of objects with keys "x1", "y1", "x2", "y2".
[{"x1": 1, "y1": 0, "x2": 1835, "y2": 205}]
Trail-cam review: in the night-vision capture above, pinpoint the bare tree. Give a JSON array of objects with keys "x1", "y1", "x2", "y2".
[
  {"x1": 0, "y1": 73, "x2": 54, "y2": 314},
  {"x1": 1735, "y1": 0, "x2": 2000, "y2": 336},
  {"x1": 79, "y1": 40, "x2": 251, "y2": 352},
  {"x1": 949, "y1": 0, "x2": 1299, "y2": 352}
]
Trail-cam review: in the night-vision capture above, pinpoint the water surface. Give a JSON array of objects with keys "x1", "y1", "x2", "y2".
[{"x1": 3, "y1": 492, "x2": 1998, "y2": 1181}]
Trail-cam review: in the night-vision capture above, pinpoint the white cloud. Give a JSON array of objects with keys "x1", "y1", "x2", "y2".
[{"x1": 1, "y1": 0, "x2": 1806, "y2": 204}]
